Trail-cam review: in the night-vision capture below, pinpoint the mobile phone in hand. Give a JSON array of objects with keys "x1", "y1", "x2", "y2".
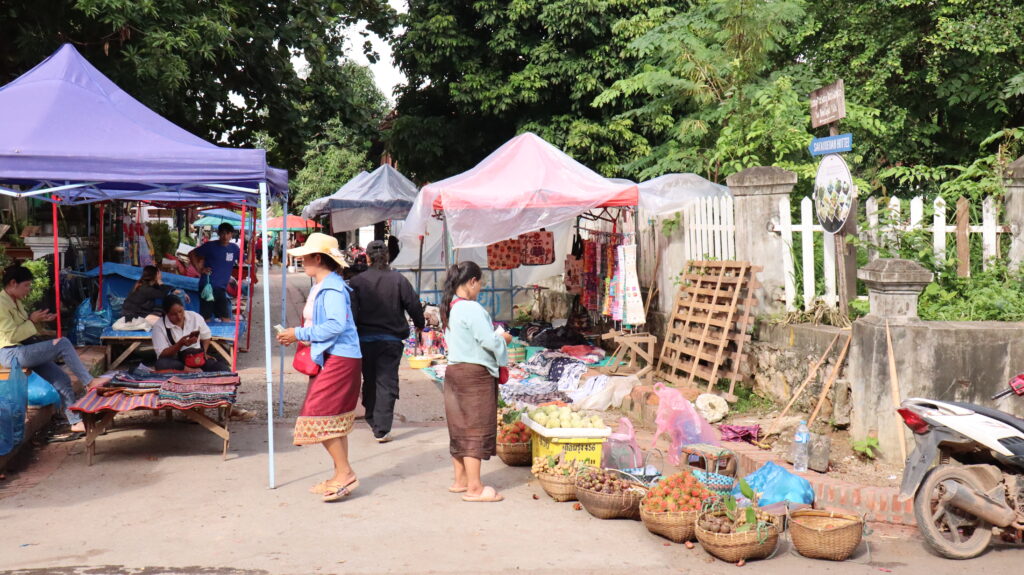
[
  {"x1": 189, "y1": 330, "x2": 200, "y2": 338},
  {"x1": 274, "y1": 324, "x2": 285, "y2": 334}
]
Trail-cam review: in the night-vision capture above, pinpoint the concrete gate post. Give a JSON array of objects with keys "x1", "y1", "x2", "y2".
[
  {"x1": 1005, "y1": 156, "x2": 1024, "y2": 271},
  {"x1": 849, "y1": 259, "x2": 933, "y2": 461},
  {"x1": 725, "y1": 167, "x2": 797, "y2": 315}
]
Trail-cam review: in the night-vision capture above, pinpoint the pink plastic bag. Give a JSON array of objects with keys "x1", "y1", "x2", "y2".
[
  {"x1": 650, "y1": 383, "x2": 718, "y2": 465},
  {"x1": 603, "y1": 417, "x2": 643, "y2": 469}
]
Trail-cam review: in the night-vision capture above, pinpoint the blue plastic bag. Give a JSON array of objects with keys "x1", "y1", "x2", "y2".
[
  {"x1": 0, "y1": 359, "x2": 28, "y2": 454},
  {"x1": 27, "y1": 373, "x2": 60, "y2": 407},
  {"x1": 74, "y1": 299, "x2": 112, "y2": 346},
  {"x1": 732, "y1": 461, "x2": 814, "y2": 507}
]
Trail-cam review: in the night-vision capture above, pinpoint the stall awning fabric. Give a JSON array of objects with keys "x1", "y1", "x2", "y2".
[
  {"x1": 301, "y1": 165, "x2": 418, "y2": 231},
  {"x1": 0, "y1": 44, "x2": 288, "y2": 205},
  {"x1": 258, "y1": 215, "x2": 320, "y2": 231},
  {"x1": 401, "y1": 132, "x2": 638, "y2": 249},
  {"x1": 637, "y1": 173, "x2": 730, "y2": 215}
]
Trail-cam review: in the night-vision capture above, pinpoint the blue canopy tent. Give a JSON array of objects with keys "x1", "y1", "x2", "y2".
[
  {"x1": 0, "y1": 44, "x2": 286, "y2": 487},
  {"x1": 199, "y1": 208, "x2": 244, "y2": 221}
]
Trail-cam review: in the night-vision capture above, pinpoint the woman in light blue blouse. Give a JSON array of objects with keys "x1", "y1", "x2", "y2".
[{"x1": 441, "y1": 261, "x2": 511, "y2": 503}]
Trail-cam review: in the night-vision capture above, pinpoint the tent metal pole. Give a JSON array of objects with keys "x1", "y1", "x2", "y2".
[
  {"x1": 97, "y1": 204, "x2": 104, "y2": 311},
  {"x1": 232, "y1": 204, "x2": 246, "y2": 372},
  {"x1": 278, "y1": 190, "x2": 288, "y2": 417},
  {"x1": 259, "y1": 183, "x2": 276, "y2": 489},
  {"x1": 416, "y1": 235, "x2": 424, "y2": 295},
  {"x1": 245, "y1": 215, "x2": 256, "y2": 352},
  {"x1": 51, "y1": 198, "x2": 61, "y2": 339}
]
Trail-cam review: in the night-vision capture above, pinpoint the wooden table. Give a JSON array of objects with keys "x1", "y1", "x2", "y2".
[
  {"x1": 101, "y1": 320, "x2": 246, "y2": 370},
  {"x1": 71, "y1": 388, "x2": 234, "y2": 465}
]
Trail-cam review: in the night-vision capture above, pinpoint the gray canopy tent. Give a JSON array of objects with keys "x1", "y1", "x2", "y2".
[{"x1": 302, "y1": 164, "x2": 418, "y2": 232}]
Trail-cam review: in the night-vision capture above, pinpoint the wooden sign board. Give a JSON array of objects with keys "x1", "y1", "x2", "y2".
[{"x1": 810, "y1": 79, "x2": 846, "y2": 128}]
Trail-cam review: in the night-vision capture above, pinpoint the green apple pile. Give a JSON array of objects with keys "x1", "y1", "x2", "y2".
[{"x1": 527, "y1": 405, "x2": 604, "y2": 429}]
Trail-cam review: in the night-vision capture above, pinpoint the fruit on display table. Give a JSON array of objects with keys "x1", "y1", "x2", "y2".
[{"x1": 528, "y1": 405, "x2": 604, "y2": 429}]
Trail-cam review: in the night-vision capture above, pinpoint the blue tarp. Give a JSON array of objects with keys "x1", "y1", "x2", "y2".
[
  {"x1": 81, "y1": 263, "x2": 200, "y2": 315},
  {"x1": 0, "y1": 44, "x2": 288, "y2": 204}
]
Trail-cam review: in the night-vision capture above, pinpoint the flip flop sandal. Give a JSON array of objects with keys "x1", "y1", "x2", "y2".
[
  {"x1": 448, "y1": 486, "x2": 468, "y2": 493},
  {"x1": 309, "y1": 480, "x2": 332, "y2": 495},
  {"x1": 462, "y1": 486, "x2": 504, "y2": 503},
  {"x1": 322, "y1": 478, "x2": 359, "y2": 502},
  {"x1": 49, "y1": 431, "x2": 85, "y2": 443}
]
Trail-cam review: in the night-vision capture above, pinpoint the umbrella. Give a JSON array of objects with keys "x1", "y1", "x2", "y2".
[{"x1": 258, "y1": 215, "x2": 321, "y2": 232}]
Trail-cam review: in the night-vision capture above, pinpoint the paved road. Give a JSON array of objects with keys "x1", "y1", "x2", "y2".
[{"x1": 0, "y1": 269, "x2": 1020, "y2": 574}]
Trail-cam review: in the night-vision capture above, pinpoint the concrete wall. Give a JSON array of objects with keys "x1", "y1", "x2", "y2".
[{"x1": 849, "y1": 317, "x2": 1024, "y2": 461}]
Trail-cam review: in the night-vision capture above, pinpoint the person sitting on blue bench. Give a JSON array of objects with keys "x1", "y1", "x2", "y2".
[{"x1": 0, "y1": 265, "x2": 102, "y2": 436}]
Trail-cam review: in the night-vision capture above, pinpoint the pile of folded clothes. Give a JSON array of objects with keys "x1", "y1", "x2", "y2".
[{"x1": 158, "y1": 373, "x2": 240, "y2": 409}]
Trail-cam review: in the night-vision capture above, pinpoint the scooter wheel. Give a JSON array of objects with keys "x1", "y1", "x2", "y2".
[{"x1": 914, "y1": 465, "x2": 993, "y2": 559}]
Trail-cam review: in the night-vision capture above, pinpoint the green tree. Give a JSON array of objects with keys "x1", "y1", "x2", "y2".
[
  {"x1": 291, "y1": 119, "x2": 375, "y2": 209},
  {"x1": 388, "y1": 0, "x2": 670, "y2": 182},
  {"x1": 1, "y1": 0, "x2": 397, "y2": 171}
]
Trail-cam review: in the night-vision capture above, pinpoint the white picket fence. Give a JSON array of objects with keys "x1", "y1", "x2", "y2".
[
  {"x1": 637, "y1": 196, "x2": 736, "y2": 312},
  {"x1": 777, "y1": 195, "x2": 1010, "y2": 311}
]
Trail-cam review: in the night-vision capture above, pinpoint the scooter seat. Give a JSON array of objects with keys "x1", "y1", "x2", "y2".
[{"x1": 948, "y1": 401, "x2": 1024, "y2": 435}]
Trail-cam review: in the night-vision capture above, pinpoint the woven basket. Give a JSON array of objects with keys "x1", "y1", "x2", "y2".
[
  {"x1": 695, "y1": 511, "x2": 779, "y2": 563},
  {"x1": 536, "y1": 472, "x2": 577, "y2": 502},
  {"x1": 575, "y1": 482, "x2": 646, "y2": 520},
  {"x1": 640, "y1": 507, "x2": 699, "y2": 543},
  {"x1": 693, "y1": 469, "x2": 735, "y2": 495},
  {"x1": 496, "y1": 442, "x2": 532, "y2": 466},
  {"x1": 789, "y1": 509, "x2": 863, "y2": 561}
]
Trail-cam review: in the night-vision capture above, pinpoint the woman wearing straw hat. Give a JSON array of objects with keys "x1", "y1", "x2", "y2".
[{"x1": 276, "y1": 232, "x2": 363, "y2": 502}]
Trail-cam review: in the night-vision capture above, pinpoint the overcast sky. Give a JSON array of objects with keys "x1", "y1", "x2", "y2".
[{"x1": 342, "y1": 0, "x2": 407, "y2": 104}]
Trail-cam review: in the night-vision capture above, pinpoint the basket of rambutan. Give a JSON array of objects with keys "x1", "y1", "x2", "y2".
[
  {"x1": 640, "y1": 471, "x2": 717, "y2": 543},
  {"x1": 496, "y1": 420, "x2": 533, "y2": 466}
]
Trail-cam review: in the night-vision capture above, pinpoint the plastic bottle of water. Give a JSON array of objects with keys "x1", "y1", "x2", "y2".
[{"x1": 793, "y1": 420, "x2": 811, "y2": 472}]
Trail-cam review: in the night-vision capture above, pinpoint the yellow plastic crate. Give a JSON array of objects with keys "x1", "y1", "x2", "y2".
[{"x1": 532, "y1": 434, "x2": 604, "y2": 467}]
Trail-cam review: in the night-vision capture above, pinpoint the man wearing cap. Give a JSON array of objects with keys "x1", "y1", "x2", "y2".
[
  {"x1": 349, "y1": 239, "x2": 425, "y2": 443},
  {"x1": 189, "y1": 222, "x2": 240, "y2": 322}
]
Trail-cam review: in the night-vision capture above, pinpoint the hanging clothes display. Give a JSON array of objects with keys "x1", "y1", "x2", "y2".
[
  {"x1": 582, "y1": 239, "x2": 599, "y2": 310},
  {"x1": 486, "y1": 238, "x2": 521, "y2": 270},
  {"x1": 519, "y1": 229, "x2": 555, "y2": 265},
  {"x1": 619, "y1": 243, "x2": 646, "y2": 325}
]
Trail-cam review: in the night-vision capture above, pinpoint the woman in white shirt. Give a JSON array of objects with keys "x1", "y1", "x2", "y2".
[{"x1": 150, "y1": 295, "x2": 230, "y2": 371}]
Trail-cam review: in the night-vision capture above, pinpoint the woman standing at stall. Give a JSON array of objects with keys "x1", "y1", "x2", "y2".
[
  {"x1": 276, "y1": 233, "x2": 362, "y2": 502},
  {"x1": 441, "y1": 261, "x2": 511, "y2": 503}
]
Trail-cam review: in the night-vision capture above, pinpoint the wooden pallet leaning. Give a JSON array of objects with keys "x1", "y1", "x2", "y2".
[{"x1": 654, "y1": 261, "x2": 760, "y2": 401}]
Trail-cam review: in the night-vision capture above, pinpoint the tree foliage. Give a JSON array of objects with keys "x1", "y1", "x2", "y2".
[{"x1": 1, "y1": 0, "x2": 395, "y2": 173}]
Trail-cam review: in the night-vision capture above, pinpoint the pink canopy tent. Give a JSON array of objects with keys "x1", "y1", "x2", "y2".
[
  {"x1": 258, "y1": 215, "x2": 320, "y2": 231},
  {"x1": 401, "y1": 132, "x2": 638, "y2": 249}
]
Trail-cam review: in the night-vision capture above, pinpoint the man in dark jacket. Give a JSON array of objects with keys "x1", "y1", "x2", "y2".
[{"x1": 349, "y1": 240, "x2": 425, "y2": 442}]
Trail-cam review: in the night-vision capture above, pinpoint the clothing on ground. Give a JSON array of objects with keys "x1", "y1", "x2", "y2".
[
  {"x1": 349, "y1": 268, "x2": 425, "y2": 340},
  {"x1": 445, "y1": 298, "x2": 507, "y2": 378},
  {"x1": 360, "y1": 339, "x2": 404, "y2": 438},
  {"x1": 191, "y1": 240, "x2": 240, "y2": 289},
  {"x1": 294, "y1": 354, "x2": 361, "y2": 445},
  {"x1": 444, "y1": 362, "x2": 498, "y2": 460}
]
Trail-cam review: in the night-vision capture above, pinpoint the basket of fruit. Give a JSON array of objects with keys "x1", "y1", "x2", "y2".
[
  {"x1": 532, "y1": 456, "x2": 580, "y2": 502},
  {"x1": 788, "y1": 509, "x2": 863, "y2": 561},
  {"x1": 694, "y1": 481, "x2": 779, "y2": 563},
  {"x1": 640, "y1": 471, "x2": 717, "y2": 543},
  {"x1": 574, "y1": 467, "x2": 648, "y2": 520},
  {"x1": 497, "y1": 419, "x2": 532, "y2": 466}
]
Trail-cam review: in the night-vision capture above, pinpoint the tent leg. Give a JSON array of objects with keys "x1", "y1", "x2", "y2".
[
  {"x1": 233, "y1": 204, "x2": 247, "y2": 372},
  {"x1": 278, "y1": 191, "x2": 289, "y2": 418},
  {"x1": 416, "y1": 235, "x2": 424, "y2": 295},
  {"x1": 97, "y1": 204, "x2": 104, "y2": 311},
  {"x1": 259, "y1": 183, "x2": 276, "y2": 489},
  {"x1": 52, "y1": 199, "x2": 61, "y2": 339}
]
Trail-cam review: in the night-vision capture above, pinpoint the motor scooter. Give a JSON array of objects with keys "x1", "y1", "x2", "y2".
[{"x1": 899, "y1": 376, "x2": 1024, "y2": 558}]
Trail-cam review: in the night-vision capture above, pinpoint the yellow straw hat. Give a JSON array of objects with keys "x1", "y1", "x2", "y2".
[{"x1": 286, "y1": 232, "x2": 348, "y2": 268}]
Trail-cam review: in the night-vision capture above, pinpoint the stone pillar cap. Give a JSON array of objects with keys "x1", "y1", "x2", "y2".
[
  {"x1": 726, "y1": 166, "x2": 797, "y2": 188},
  {"x1": 857, "y1": 258, "x2": 933, "y2": 287},
  {"x1": 1008, "y1": 156, "x2": 1024, "y2": 180}
]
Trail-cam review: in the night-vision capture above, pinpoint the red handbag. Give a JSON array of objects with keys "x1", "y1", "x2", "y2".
[
  {"x1": 498, "y1": 366, "x2": 510, "y2": 384},
  {"x1": 293, "y1": 342, "x2": 321, "y2": 376},
  {"x1": 518, "y1": 229, "x2": 555, "y2": 265},
  {"x1": 486, "y1": 239, "x2": 522, "y2": 270}
]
